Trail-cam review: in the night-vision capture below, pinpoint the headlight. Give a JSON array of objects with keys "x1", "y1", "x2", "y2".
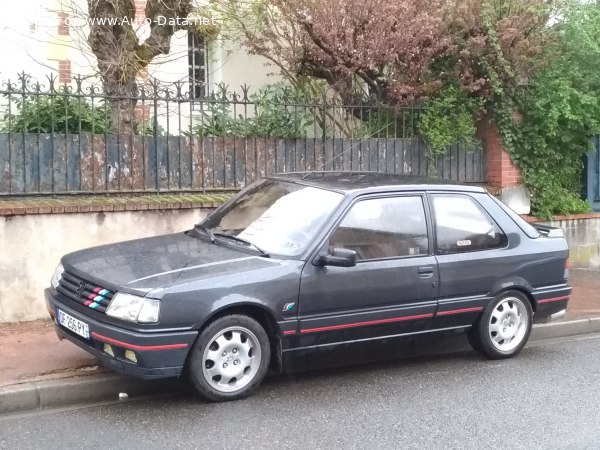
[
  {"x1": 51, "y1": 263, "x2": 64, "y2": 289},
  {"x1": 106, "y1": 293, "x2": 160, "y2": 324}
]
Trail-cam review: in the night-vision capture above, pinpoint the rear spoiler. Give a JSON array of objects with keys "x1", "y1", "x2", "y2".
[{"x1": 532, "y1": 223, "x2": 564, "y2": 238}]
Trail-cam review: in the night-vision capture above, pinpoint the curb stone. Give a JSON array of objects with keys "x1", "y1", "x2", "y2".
[
  {"x1": 0, "y1": 374, "x2": 187, "y2": 416},
  {"x1": 1, "y1": 318, "x2": 599, "y2": 416},
  {"x1": 531, "y1": 317, "x2": 600, "y2": 341}
]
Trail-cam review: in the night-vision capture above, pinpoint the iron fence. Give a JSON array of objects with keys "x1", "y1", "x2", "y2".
[{"x1": 0, "y1": 73, "x2": 486, "y2": 195}]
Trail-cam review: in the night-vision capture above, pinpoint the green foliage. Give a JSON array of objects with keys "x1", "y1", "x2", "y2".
[
  {"x1": 2, "y1": 92, "x2": 111, "y2": 134},
  {"x1": 191, "y1": 82, "x2": 314, "y2": 138},
  {"x1": 491, "y1": 1, "x2": 599, "y2": 218},
  {"x1": 246, "y1": 83, "x2": 314, "y2": 137},
  {"x1": 418, "y1": 86, "x2": 481, "y2": 154}
]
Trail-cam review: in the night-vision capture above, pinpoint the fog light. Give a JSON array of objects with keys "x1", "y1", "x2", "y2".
[
  {"x1": 103, "y1": 344, "x2": 114, "y2": 357},
  {"x1": 124, "y1": 350, "x2": 137, "y2": 363}
]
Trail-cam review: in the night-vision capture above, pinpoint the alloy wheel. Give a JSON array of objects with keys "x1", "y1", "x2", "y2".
[
  {"x1": 488, "y1": 297, "x2": 528, "y2": 352},
  {"x1": 201, "y1": 326, "x2": 262, "y2": 393}
]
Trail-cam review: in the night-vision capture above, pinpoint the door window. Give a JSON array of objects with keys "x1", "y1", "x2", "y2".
[
  {"x1": 328, "y1": 196, "x2": 429, "y2": 261},
  {"x1": 432, "y1": 194, "x2": 507, "y2": 254}
]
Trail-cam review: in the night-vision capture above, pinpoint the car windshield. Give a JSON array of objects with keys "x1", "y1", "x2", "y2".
[{"x1": 200, "y1": 179, "x2": 344, "y2": 257}]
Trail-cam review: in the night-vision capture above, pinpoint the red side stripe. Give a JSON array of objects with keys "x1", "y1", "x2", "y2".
[
  {"x1": 282, "y1": 330, "x2": 297, "y2": 335},
  {"x1": 538, "y1": 296, "x2": 569, "y2": 304},
  {"x1": 300, "y1": 313, "x2": 434, "y2": 334},
  {"x1": 436, "y1": 307, "x2": 484, "y2": 316},
  {"x1": 91, "y1": 332, "x2": 188, "y2": 351}
]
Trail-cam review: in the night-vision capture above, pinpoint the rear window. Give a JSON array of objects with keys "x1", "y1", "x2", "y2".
[{"x1": 489, "y1": 195, "x2": 540, "y2": 239}]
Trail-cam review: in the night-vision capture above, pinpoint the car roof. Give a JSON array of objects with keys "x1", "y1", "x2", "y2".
[{"x1": 268, "y1": 171, "x2": 487, "y2": 195}]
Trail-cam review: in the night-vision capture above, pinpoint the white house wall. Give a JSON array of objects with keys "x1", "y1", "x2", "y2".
[{"x1": 0, "y1": 0, "x2": 279, "y2": 134}]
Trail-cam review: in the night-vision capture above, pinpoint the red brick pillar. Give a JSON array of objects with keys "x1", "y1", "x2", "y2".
[
  {"x1": 58, "y1": 12, "x2": 69, "y2": 36},
  {"x1": 477, "y1": 112, "x2": 522, "y2": 189},
  {"x1": 477, "y1": 111, "x2": 530, "y2": 214},
  {"x1": 58, "y1": 60, "x2": 72, "y2": 84}
]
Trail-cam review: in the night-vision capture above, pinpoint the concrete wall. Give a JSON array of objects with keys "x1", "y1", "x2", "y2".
[
  {"x1": 2, "y1": 210, "x2": 597, "y2": 323},
  {"x1": 0, "y1": 209, "x2": 209, "y2": 323},
  {"x1": 542, "y1": 217, "x2": 600, "y2": 269}
]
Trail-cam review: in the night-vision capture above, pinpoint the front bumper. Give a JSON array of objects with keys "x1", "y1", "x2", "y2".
[{"x1": 45, "y1": 288, "x2": 198, "y2": 379}]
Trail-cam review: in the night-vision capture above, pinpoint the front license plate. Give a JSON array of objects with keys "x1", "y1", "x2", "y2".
[{"x1": 57, "y1": 308, "x2": 90, "y2": 340}]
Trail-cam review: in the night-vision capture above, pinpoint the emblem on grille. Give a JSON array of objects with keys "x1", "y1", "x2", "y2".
[{"x1": 76, "y1": 281, "x2": 86, "y2": 298}]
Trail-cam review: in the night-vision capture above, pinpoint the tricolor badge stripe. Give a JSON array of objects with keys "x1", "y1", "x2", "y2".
[{"x1": 83, "y1": 287, "x2": 111, "y2": 309}]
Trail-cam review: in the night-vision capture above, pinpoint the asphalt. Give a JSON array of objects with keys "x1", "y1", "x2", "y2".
[
  {"x1": 2, "y1": 333, "x2": 600, "y2": 449},
  {"x1": 0, "y1": 268, "x2": 598, "y2": 416}
]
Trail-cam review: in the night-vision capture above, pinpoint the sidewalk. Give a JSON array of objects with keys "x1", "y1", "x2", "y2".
[
  {"x1": 0, "y1": 320, "x2": 105, "y2": 388},
  {"x1": 0, "y1": 269, "x2": 598, "y2": 409},
  {"x1": 562, "y1": 269, "x2": 600, "y2": 319}
]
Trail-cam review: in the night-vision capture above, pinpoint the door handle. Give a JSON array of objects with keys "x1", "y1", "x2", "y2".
[{"x1": 418, "y1": 266, "x2": 434, "y2": 278}]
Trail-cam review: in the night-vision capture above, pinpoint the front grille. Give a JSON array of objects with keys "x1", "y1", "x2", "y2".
[{"x1": 57, "y1": 271, "x2": 115, "y2": 314}]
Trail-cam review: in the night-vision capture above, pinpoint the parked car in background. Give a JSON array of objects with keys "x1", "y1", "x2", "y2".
[{"x1": 46, "y1": 172, "x2": 571, "y2": 402}]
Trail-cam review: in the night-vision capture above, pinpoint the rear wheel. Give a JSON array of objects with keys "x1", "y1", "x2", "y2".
[
  {"x1": 468, "y1": 291, "x2": 533, "y2": 359},
  {"x1": 189, "y1": 315, "x2": 270, "y2": 402}
]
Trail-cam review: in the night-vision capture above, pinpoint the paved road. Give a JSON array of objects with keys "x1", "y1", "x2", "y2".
[{"x1": 2, "y1": 334, "x2": 600, "y2": 450}]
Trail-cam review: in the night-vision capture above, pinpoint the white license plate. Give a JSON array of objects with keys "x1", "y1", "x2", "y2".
[{"x1": 57, "y1": 308, "x2": 90, "y2": 340}]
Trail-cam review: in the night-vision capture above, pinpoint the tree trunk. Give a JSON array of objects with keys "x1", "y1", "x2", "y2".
[
  {"x1": 86, "y1": 0, "x2": 193, "y2": 135},
  {"x1": 106, "y1": 79, "x2": 139, "y2": 136}
]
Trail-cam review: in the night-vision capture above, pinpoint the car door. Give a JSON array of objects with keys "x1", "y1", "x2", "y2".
[
  {"x1": 429, "y1": 192, "x2": 510, "y2": 328},
  {"x1": 296, "y1": 193, "x2": 439, "y2": 348}
]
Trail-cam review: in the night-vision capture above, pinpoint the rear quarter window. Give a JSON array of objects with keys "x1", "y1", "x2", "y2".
[
  {"x1": 488, "y1": 194, "x2": 541, "y2": 239},
  {"x1": 432, "y1": 194, "x2": 508, "y2": 254}
]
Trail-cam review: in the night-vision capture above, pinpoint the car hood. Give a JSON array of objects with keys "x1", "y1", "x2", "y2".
[{"x1": 62, "y1": 232, "x2": 280, "y2": 293}]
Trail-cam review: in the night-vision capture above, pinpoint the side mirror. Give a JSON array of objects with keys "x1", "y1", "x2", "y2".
[{"x1": 314, "y1": 248, "x2": 357, "y2": 268}]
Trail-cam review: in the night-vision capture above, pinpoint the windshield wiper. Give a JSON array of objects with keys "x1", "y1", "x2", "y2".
[
  {"x1": 193, "y1": 224, "x2": 215, "y2": 243},
  {"x1": 213, "y1": 233, "x2": 270, "y2": 257}
]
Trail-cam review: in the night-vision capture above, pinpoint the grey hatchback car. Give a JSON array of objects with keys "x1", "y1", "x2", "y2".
[{"x1": 46, "y1": 172, "x2": 571, "y2": 401}]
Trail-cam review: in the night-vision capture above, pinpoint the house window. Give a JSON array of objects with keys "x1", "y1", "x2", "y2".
[{"x1": 188, "y1": 31, "x2": 208, "y2": 99}]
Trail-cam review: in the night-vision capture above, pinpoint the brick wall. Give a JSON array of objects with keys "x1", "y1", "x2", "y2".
[
  {"x1": 57, "y1": 12, "x2": 69, "y2": 36},
  {"x1": 58, "y1": 60, "x2": 72, "y2": 84},
  {"x1": 477, "y1": 112, "x2": 522, "y2": 189},
  {"x1": 0, "y1": 194, "x2": 230, "y2": 216}
]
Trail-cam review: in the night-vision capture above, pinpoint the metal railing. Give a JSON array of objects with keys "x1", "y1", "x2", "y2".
[{"x1": 0, "y1": 73, "x2": 486, "y2": 195}]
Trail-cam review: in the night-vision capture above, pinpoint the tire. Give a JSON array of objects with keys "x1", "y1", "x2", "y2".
[
  {"x1": 468, "y1": 291, "x2": 533, "y2": 360},
  {"x1": 188, "y1": 315, "x2": 271, "y2": 402}
]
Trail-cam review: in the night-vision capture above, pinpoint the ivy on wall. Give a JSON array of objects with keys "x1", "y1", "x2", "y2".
[
  {"x1": 489, "y1": 1, "x2": 599, "y2": 219},
  {"x1": 418, "y1": 85, "x2": 482, "y2": 155}
]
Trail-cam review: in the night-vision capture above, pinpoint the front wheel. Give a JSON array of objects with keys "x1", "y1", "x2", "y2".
[
  {"x1": 188, "y1": 315, "x2": 271, "y2": 402},
  {"x1": 468, "y1": 291, "x2": 533, "y2": 359}
]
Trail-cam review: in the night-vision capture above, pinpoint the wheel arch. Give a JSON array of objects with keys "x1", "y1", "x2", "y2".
[
  {"x1": 186, "y1": 302, "x2": 283, "y2": 374},
  {"x1": 490, "y1": 280, "x2": 536, "y2": 313}
]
